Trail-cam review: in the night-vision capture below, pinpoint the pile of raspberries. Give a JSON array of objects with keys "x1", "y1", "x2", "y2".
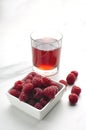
[
  {"x1": 59, "y1": 70, "x2": 81, "y2": 105},
  {"x1": 9, "y1": 70, "x2": 82, "y2": 109},
  {"x1": 9, "y1": 72, "x2": 60, "y2": 110}
]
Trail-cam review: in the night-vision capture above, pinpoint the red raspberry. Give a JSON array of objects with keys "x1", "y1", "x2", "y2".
[
  {"x1": 28, "y1": 99, "x2": 36, "y2": 106},
  {"x1": 32, "y1": 76, "x2": 42, "y2": 87},
  {"x1": 69, "y1": 93, "x2": 78, "y2": 105},
  {"x1": 43, "y1": 86, "x2": 58, "y2": 99},
  {"x1": 9, "y1": 89, "x2": 20, "y2": 98},
  {"x1": 29, "y1": 72, "x2": 37, "y2": 76},
  {"x1": 24, "y1": 72, "x2": 37, "y2": 81},
  {"x1": 34, "y1": 102, "x2": 43, "y2": 110},
  {"x1": 71, "y1": 86, "x2": 81, "y2": 96},
  {"x1": 59, "y1": 80, "x2": 68, "y2": 87},
  {"x1": 51, "y1": 81, "x2": 60, "y2": 88},
  {"x1": 33, "y1": 88, "x2": 43, "y2": 100},
  {"x1": 42, "y1": 77, "x2": 51, "y2": 87},
  {"x1": 22, "y1": 83, "x2": 34, "y2": 94},
  {"x1": 19, "y1": 92, "x2": 29, "y2": 102},
  {"x1": 25, "y1": 79, "x2": 32, "y2": 83},
  {"x1": 40, "y1": 98, "x2": 49, "y2": 107},
  {"x1": 34, "y1": 73, "x2": 43, "y2": 78},
  {"x1": 66, "y1": 73, "x2": 76, "y2": 85},
  {"x1": 14, "y1": 80, "x2": 23, "y2": 91},
  {"x1": 71, "y1": 71, "x2": 78, "y2": 78},
  {"x1": 23, "y1": 74, "x2": 32, "y2": 81}
]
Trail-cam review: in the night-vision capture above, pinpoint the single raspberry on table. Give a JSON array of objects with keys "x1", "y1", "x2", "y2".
[
  {"x1": 22, "y1": 83, "x2": 34, "y2": 94},
  {"x1": 66, "y1": 73, "x2": 76, "y2": 85},
  {"x1": 71, "y1": 86, "x2": 81, "y2": 96},
  {"x1": 69, "y1": 93, "x2": 78, "y2": 105},
  {"x1": 33, "y1": 87, "x2": 43, "y2": 100},
  {"x1": 71, "y1": 71, "x2": 78, "y2": 78},
  {"x1": 59, "y1": 80, "x2": 68, "y2": 87},
  {"x1": 9, "y1": 89, "x2": 20, "y2": 98},
  {"x1": 34, "y1": 102, "x2": 43, "y2": 110},
  {"x1": 43, "y1": 85, "x2": 58, "y2": 99}
]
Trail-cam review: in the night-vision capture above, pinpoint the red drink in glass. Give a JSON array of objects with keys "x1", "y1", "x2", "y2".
[
  {"x1": 32, "y1": 38, "x2": 61, "y2": 70},
  {"x1": 31, "y1": 31, "x2": 63, "y2": 76}
]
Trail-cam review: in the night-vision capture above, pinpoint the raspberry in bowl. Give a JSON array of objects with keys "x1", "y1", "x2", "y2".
[{"x1": 7, "y1": 71, "x2": 65, "y2": 120}]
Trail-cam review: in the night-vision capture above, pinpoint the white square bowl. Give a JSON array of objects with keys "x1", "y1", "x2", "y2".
[{"x1": 7, "y1": 82, "x2": 65, "y2": 120}]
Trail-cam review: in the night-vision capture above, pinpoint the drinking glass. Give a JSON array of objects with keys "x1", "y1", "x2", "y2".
[{"x1": 30, "y1": 30, "x2": 63, "y2": 76}]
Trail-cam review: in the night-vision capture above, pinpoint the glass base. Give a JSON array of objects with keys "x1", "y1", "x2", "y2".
[{"x1": 32, "y1": 66, "x2": 59, "y2": 77}]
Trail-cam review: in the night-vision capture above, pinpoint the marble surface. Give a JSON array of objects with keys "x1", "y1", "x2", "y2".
[{"x1": 0, "y1": 0, "x2": 86, "y2": 130}]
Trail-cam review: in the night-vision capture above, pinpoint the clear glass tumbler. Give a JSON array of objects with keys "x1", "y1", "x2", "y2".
[{"x1": 30, "y1": 30, "x2": 63, "y2": 76}]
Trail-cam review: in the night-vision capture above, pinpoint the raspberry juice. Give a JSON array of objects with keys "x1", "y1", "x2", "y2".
[{"x1": 32, "y1": 38, "x2": 61, "y2": 70}]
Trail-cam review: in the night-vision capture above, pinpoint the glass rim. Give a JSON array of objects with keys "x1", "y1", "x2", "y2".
[{"x1": 30, "y1": 30, "x2": 63, "y2": 42}]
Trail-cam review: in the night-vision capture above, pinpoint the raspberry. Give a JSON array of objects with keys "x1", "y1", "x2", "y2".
[
  {"x1": 28, "y1": 99, "x2": 36, "y2": 106},
  {"x1": 51, "y1": 81, "x2": 60, "y2": 88},
  {"x1": 25, "y1": 79, "x2": 32, "y2": 83},
  {"x1": 24, "y1": 74, "x2": 33, "y2": 81},
  {"x1": 34, "y1": 102, "x2": 43, "y2": 110},
  {"x1": 22, "y1": 83, "x2": 34, "y2": 94},
  {"x1": 40, "y1": 98, "x2": 49, "y2": 107},
  {"x1": 32, "y1": 76, "x2": 42, "y2": 87},
  {"x1": 14, "y1": 80, "x2": 23, "y2": 91},
  {"x1": 69, "y1": 93, "x2": 78, "y2": 105},
  {"x1": 42, "y1": 77, "x2": 51, "y2": 87},
  {"x1": 71, "y1": 71, "x2": 78, "y2": 78},
  {"x1": 34, "y1": 73, "x2": 43, "y2": 78},
  {"x1": 43, "y1": 86, "x2": 58, "y2": 99},
  {"x1": 19, "y1": 92, "x2": 29, "y2": 102},
  {"x1": 9, "y1": 89, "x2": 20, "y2": 98},
  {"x1": 29, "y1": 72, "x2": 38, "y2": 77},
  {"x1": 59, "y1": 80, "x2": 68, "y2": 87},
  {"x1": 71, "y1": 86, "x2": 81, "y2": 96},
  {"x1": 33, "y1": 88, "x2": 43, "y2": 100},
  {"x1": 66, "y1": 73, "x2": 76, "y2": 85},
  {"x1": 24, "y1": 73, "x2": 35, "y2": 81}
]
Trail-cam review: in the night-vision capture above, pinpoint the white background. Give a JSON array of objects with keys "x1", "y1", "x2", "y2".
[{"x1": 0, "y1": 0, "x2": 86, "y2": 130}]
